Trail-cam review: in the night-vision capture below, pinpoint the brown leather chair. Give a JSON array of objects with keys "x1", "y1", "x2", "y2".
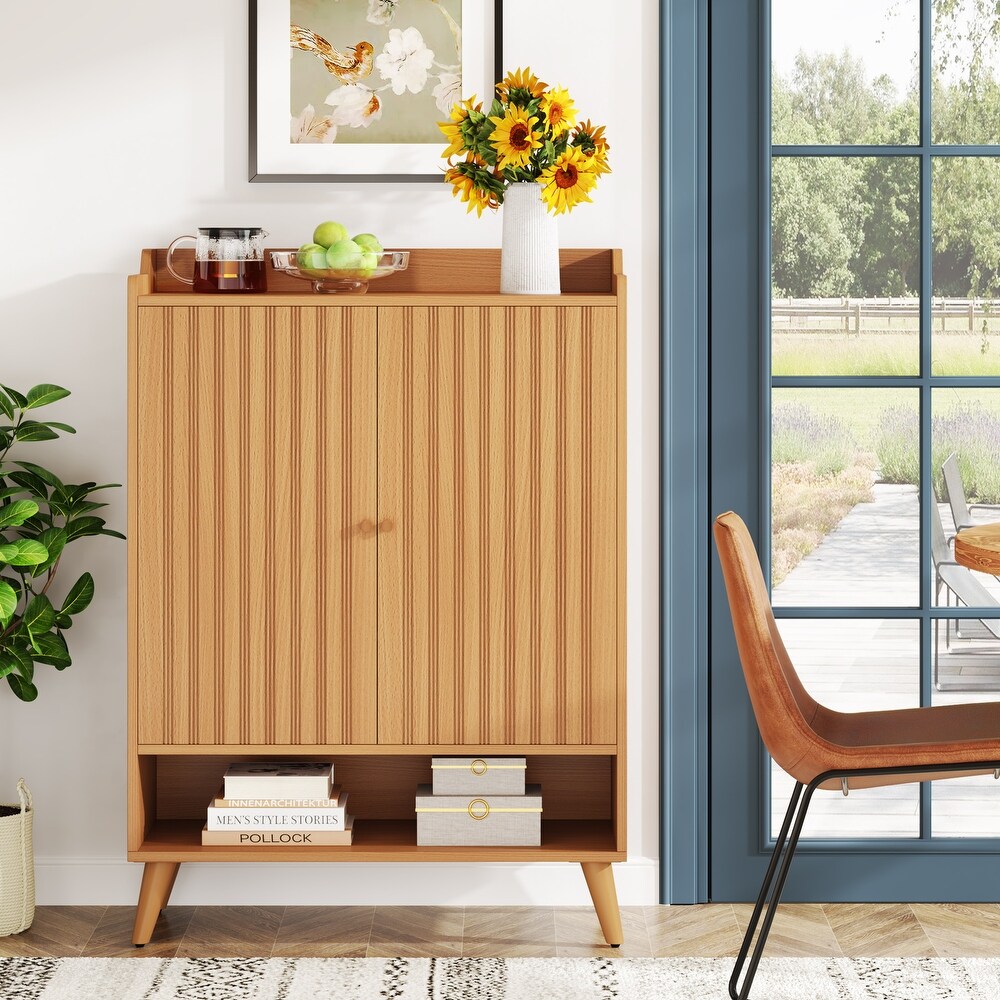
[{"x1": 714, "y1": 510, "x2": 1000, "y2": 1000}]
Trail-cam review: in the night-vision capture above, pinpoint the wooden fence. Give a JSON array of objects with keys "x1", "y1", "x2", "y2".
[{"x1": 772, "y1": 297, "x2": 1000, "y2": 334}]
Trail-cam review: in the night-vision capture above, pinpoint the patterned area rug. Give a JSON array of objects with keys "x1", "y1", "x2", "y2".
[{"x1": 3, "y1": 955, "x2": 1000, "y2": 999}]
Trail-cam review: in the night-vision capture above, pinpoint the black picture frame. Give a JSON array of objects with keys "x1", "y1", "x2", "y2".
[{"x1": 249, "y1": 0, "x2": 503, "y2": 183}]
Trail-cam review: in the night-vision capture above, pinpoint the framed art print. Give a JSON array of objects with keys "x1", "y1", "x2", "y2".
[{"x1": 250, "y1": 0, "x2": 502, "y2": 182}]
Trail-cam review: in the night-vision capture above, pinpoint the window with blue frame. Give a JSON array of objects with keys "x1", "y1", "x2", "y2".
[{"x1": 767, "y1": 0, "x2": 1000, "y2": 843}]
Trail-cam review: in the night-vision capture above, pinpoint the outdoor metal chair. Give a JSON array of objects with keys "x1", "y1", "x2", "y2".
[
  {"x1": 714, "y1": 510, "x2": 1000, "y2": 1000},
  {"x1": 931, "y1": 500, "x2": 1000, "y2": 690},
  {"x1": 942, "y1": 452, "x2": 1000, "y2": 537}
]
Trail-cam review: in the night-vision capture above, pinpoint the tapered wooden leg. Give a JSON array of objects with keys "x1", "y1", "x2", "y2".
[
  {"x1": 132, "y1": 862, "x2": 180, "y2": 946},
  {"x1": 581, "y1": 861, "x2": 624, "y2": 946},
  {"x1": 162, "y1": 864, "x2": 179, "y2": 912}
]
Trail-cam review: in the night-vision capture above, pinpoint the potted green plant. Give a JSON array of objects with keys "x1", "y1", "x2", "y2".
[{"x1": 0, "y1": 381, "x2": 122, "y2": 936}]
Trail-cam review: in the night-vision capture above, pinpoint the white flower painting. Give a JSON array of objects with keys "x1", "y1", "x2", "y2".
[
  {"x1": 290, "y1": 103, "x2": 338, "y2": 143},
  {"x1": 290, "y1": 0, "x2": 462, "y2": 145}
]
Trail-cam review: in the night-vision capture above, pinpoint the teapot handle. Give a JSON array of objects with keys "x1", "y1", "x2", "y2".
[{"x1": 166, "y1": 235, "x2": 197, "y2": 285}]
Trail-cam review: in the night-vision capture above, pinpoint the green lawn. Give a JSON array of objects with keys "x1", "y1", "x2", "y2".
[{"x1": 773, "y1": 330, "x2": 1000, "y2": 377}]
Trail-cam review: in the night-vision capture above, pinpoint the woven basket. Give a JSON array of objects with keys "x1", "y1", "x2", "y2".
[{"x1": 0, "y1": 779, "x2": 34, "y2": 936}]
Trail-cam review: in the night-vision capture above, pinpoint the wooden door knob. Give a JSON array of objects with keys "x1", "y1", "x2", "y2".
[
  {"x1": 378, "y1": 518, "x2": 395, "y2": 533},
  {"x1": 359, "y1": 519, "x2": 376, "y2": 537}
]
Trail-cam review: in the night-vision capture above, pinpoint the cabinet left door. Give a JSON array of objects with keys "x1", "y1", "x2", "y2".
[{"x1": 132, "y1": 305, "x2": 378, "y2": 746}]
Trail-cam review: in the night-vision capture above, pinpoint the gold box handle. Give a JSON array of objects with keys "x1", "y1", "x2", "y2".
[
  {"x1": 471, "y1": 759, "x2": 488, "y2": 775},
  {"x1": 468, "y1": 798, "x2": 490, "y2": 820}
]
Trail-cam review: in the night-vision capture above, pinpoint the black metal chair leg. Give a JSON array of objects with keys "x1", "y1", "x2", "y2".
[{"x1": 729, "y1": 781, "x2": 814, "y2": 1000}]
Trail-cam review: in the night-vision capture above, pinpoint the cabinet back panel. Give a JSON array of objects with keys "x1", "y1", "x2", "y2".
[
  {"x1": 155, "y1": 754, "x2": 612, "y2": 821},
  {"x1": 377, "y1": 306, "x2": 619, "y2": 746},
  {"x1": 134, "y1": 305, "x2": 378, "y2": 745}
]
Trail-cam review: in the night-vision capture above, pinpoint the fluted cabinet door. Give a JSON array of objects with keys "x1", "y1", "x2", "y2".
[
  {"x1": 134, "y1": 305, "x2": 378, "y2": 746},
  {"x1": 377, "y1": 306, "x2": 619, "y2": 746}
]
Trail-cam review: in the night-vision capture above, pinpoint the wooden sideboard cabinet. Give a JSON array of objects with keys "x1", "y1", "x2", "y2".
[{"x1": 127, "y1": 248, "x2": 627, "y2": 946}]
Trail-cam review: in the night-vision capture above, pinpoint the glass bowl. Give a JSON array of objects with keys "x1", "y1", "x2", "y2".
[{"x1": 270, "y1": 250, "x2": 409, "y2": 293}]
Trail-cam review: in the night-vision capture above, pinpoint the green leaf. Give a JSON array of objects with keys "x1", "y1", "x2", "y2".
[
  {"x1": 1, "y1": 386, "x2": 27, "y2": 408},
  {"x1": 0, "y1": 486, "x2": 28, "y2": 501},
  {"x1": 42, "y1": 422, "x2": 76, "y2": 434},
  {"x1": 0, "y1": 580, "x2": 16, "y2": 624},
  {"x1": 7, "y1": 471, "x2": 49, "y2": 498},
  {"x1": 8, "y1": 647, "x2": 33, "y2": 681},
  {"x1": 0, "y1": 539, "x2": 48, "y2": 567},
  {"x1": 0, "y1": 660, "x2": 13, "y2": 681},
  {"x1": 6, "y1": 673, "x2": 37, "y2": 702},
  {"x1": 65, "y1": 516, "x2": 105, "y2": 540},
  {"x1": 22, "y1": 594, "x2": 54, "y2": 640},
  {"x1": 101, "y1": 528, "x2": 126, "y2": 540},
  {"x1": 61, "y1": 572, "x2": 94, "y2": 617},
  {"x1": 31, "y1": 527, "x2": 66, "y2": 574},
  {"x1": 15, "y1": 423, "x2": 58, "y2": 443},
  {"x1": 0, "y1": 391, "x2": 13, "y2": 420},
  {"x1": 14, "y1": 462, "x2": 63, "y2": 490},
  {"x1": 0, "y1": 499, "x2": 39, "y2": 528},
  {"x1": 25, "y1": 384, "x2": 70, "y2": 409},
  {"x1": 55, "y1": 614, "x2": 72, "y2": 630},
  {"x1": 32, "y1": 631, "x2": 70, "y2": 668}
]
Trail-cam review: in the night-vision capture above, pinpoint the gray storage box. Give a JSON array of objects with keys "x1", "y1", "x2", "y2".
[
  {"x1": 430, "y1": 756, "x2": 527, "y2": 796},
  {"x1": 416, "y1": 784, "x2": 542, "y2": 846}
]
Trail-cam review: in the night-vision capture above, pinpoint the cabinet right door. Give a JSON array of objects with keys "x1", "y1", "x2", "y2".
[{"x1": 377, "y1": 305, "x2": 619, "y2": 746}]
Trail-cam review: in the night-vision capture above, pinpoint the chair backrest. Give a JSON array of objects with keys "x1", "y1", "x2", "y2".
[
  {"x1": 942, "y1": 453, "x2": 972, "y2": 530},
  {"x1": 930, "y1": 498, "x2": 952, "y2": 569},
  {"x1": 713, "y1": 512, "x2": 823, "y2": 780}
]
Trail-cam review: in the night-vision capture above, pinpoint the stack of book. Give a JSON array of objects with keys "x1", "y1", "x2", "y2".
[{"x1": 201, "y1": 762, "x2": 353, "y2": 846}]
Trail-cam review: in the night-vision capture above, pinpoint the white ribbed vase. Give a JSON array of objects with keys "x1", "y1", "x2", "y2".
[{"x1": 500, "y1": 182, "x2": 561, "y2": 295}]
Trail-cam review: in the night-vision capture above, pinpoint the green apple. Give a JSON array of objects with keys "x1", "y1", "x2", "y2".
[
  {"x1": 297, "y1": 243, "x2": 329, "y2": 270},
  {"x1": 353, "y1": 233, "x2": 383, "y2": 254},
  {"x1": 326, "y1": 238, "x2": 364, "y2": 270},
  {"x1": 313, "y1": 221, "x2": 348, "y2": 248},
  {"x1": 360, "y1": 250, "x2": 379, "y2": 272}
]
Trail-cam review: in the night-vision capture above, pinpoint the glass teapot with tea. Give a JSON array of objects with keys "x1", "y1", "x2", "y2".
[{"x1": 166, "y1": 227, "x2": 268, "y2": 292}]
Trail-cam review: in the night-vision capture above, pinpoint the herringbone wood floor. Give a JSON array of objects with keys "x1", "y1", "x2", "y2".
[{"x1": 2, "y1": 904, "x2": 999, "y2": 958}]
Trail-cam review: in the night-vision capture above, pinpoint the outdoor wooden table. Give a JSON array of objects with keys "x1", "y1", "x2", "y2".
[{"x1": 954, "y1": 523, "x2": 1000, "y2": 575}]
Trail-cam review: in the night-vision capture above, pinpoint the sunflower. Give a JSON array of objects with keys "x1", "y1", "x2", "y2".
[
  {"x1": 539, "y1": 146, "x2": 598, "y2": 215},
  {"x1": 445, "y1": 156, "x2": 500, "y2": 217},
  {"x1": 573, "y1": 119, "x2": 612, "y2": 176},
  {"x1": 489, "y1": 106, "x2": 544, "y2": 170},
  {"x1": 540, "y1": 86, "x2": 578, "y2": 137},
  {"x1": 438, "y1": 95, "x2": 483, "y2": 160},
  {"x1": 496, "y1": 66, "x2": 547, "y2": 105}
]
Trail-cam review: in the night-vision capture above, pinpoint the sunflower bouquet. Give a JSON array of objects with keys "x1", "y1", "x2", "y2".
[{"x1": 438, "y1": 67, "x2": 610, "y2": 216}]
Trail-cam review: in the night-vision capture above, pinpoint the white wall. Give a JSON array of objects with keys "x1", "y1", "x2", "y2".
[{"x1": 0, "y1": 0, "x2": 660, "y2": 905}]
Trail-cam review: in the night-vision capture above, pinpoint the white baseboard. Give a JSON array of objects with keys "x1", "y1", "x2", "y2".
[{"x1": 34, "y1": 856, "x2": 660, "y2": 907}]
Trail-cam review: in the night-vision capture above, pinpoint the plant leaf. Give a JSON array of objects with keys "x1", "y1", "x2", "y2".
[
  {"x1": 65, "y1": 516, "x2": 106, "y2": 540},
  {"x1": 14, "y1": 462, "x2": 64, "y2": 490},
  {"x1": 7, "y1": 471, "x2": 49, "y2": 498},
  {"x1": 60, "y1": 572, "x2": 94, "y2": 617},
  {"x1": 6, "y1": 673, "x2": 37, "y2": 702},
  {"x1": 0, "y1": 539, "x2": 49, "y2": 566},
  {"x1": 0, "y1": 580, "x2": 16, "y2": 624},
  {"x1": 0, "y1": 499, "x2": 39, "y2": 528},
  {"x1": 0, "y1": 392, "x2": 13, "y2": 420},
  {"x1": 32, "y1": 631, "x2": 70, "y2": 668},
  {"x1": 31, "y1": 527, "x2": 66, "y2": 575},
  {"x1": 25, "y1": 384, "x2": 70, "y2": 409},
  {"x1": 41, "y1": 422, "x2": 76, "y2": 434},
  {"x1": 15, "y1": 424, "x2": 58, "y2": 443},
  {"x1": 101, "y1": 528, "x2": 126, "y2": 540},
  {"x1": 22, "y1": 594, "x2": 54, "y2": 640},
  {"x1": 1, "y1": 386, "x2": 27, "y2": 408}
]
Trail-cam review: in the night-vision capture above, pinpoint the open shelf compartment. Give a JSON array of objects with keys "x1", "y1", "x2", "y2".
[{"x1": 130, "y1": 752, "x2": 624, "y2": 864}]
